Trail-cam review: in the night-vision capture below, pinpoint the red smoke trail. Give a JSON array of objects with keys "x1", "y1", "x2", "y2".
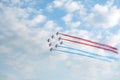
[
  {"x1": 61, "y1": 38, "x2": 118, "y2": 54},
  {"x1": 58, "y1": 32, "x2": 117, "y2": 51}
]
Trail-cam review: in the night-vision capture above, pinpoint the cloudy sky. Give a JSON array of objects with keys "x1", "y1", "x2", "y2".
[{"x1": 0, "y1": 0, "x2": 120, "y2": 80}]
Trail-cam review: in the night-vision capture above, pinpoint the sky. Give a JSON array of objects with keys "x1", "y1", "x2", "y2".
[{"x1": 0, "y1": 0, "x2": 120, "y2": 80}]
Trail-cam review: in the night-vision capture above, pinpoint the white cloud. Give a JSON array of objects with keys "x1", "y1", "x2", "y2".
[
  {"x1": 0, "y1": 2, "x2": 62, "y2": 79},
  {"x1": 106, "y1": 30, "x2": 120, "y2": 47},
  {"x1": 62, "y1": 14, "x2": 73, "y2": 22},
  {"x1": 50, "y1": 0, "x2": 86, "y2": 15},
  {"x1": 53, "y1": 0, "x2": 85, "y2": 13},
  {"x1": 62, "y1": 14, "x2": 81, "y2": 28},
  {"x1": 64, "y1": 1, "x2": 80, "y2": 12},
  {"x1": 85, "y1": 2, "x2": 120, "y2": 28},
  {"x1": 47, "y1": 0, "x2": 88, "y2": 28},
  {"x1": 30, "y1": 14, "x2": 46, "y2": 26},
  {"x1": 70, "y1": 21, "x2": 81, "y2": 28},
  {"x1": 65, "y1": 57, "x2": 120, "y2": 80},
  {"x1": 53, "y1": 0, "x2": 66, "y2": 8},
  {"x1": 48, "y1": 0, "x2": 120, "y2": 29},
  {"x1": 1, "y1": 0, "x2": 120, "y2": 80},
  {"x1": 2, "y1": 73, "x2": 18, "y2": 80},
  {"x1": 11, "y1": 0, "x2": 21, "y2": 4},
  {"x1": 44, "y1": 20, "x2": 61, "y2": 31}
]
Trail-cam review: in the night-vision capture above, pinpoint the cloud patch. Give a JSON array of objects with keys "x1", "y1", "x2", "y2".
[{"x1": 85, "y1": 1, "x2": 120, "y2": 28}]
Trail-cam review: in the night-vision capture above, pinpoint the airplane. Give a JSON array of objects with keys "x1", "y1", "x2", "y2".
[
  {"x1": 58, "y1": 37, "x2": 61, "y2": 40},
  {"x1": 51, "y1": 35, "x2": 54, "y2": 39},
  {"x1": 56, "y1": 32, "x2": 59, "y2": 35},
  {"x1": 55, "y1": 44, "x2": 58, "y2": 48},
  {"x1": 49, "y1": 43, "x2": 52, "y2": 47},
  {"x1": 50, "y1": 48, "x2": 53, "y2": 51},
  {"x1": 47, "y1": 39, "x2": 50, "y2": 42},
  {"x1": 60, "y1": 41, "x2": 63, "y2": 45}
]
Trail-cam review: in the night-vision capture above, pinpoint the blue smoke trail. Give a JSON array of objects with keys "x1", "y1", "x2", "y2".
[
  {"x1": 54, "y1": 49, "x2": 111, "y2": 62},
  {"x1": 58, "y1": 45, "x2": 118, "y2": 61}
]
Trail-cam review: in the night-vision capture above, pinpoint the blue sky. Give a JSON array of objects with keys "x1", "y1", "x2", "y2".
[{"x1": 0, "y1": 0, "x2": 120, "y2": 80}]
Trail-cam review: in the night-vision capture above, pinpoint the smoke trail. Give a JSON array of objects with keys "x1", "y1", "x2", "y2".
[
  {"x1": 58, "y1": 45, "x2": 118, "y2": 61},
  {"x1": 58, "y1": 32, "x2": 117, "y2": 51},
  {"x1": 54, "y1": 49, "x2": 111, "y2": 62},
  {"x1": 61, "y1": 38, "x2": 118, "y2": 54}
]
